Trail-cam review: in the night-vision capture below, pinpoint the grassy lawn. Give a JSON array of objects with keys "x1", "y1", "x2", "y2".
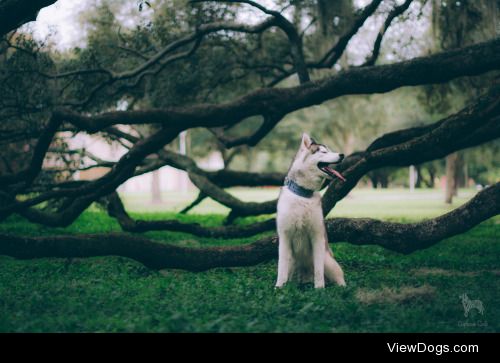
[
  {"x1": 121, "y1": 187, "x2": 477, "y2": 220},
  {"x1": 0, "y1": 188, "x2": 498, "y2": 332}
]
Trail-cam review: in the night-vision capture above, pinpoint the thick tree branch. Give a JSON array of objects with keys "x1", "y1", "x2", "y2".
[
  {"x1": 106, "y1": 192, "x2": 275, "y2": 238},
  {"x1": 187, "y1": 172, "x2": 277, "y2": 219},
  {"x1": 50, "y1": 39, "x2": 500, "y2": 135},
  {"x1": 4, "y1": 83, "x2": 497, "y2": 227},
  {"x1": 325, "y1": 182, "x2": 500, "y2": 253},
  {"x1": 1, "y1": 127, "x2": 180, "y2": 225},
  {"x1": 211, "y1": 114, "x2": 283, "y2": 148},
  {"x1": 2, "y1": 183, "x2": 498, "y2": 270},
  {"x1": 322, "y1": 87, "x2": 500, "y2": 215},
  {"x1": 156, "y1": 148, "x2": 284, "y2": 187},
  {"x1": 0, "y1": 114, "x2": 62, "y2": 189}
]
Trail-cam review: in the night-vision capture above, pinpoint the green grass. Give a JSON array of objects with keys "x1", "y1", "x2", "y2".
[
  {"x1": 0, "y1": 188, "x2": 498, "y2": 332},
  {"x1": 121, "y1": 187, "x2": 476, "y2": 219}
]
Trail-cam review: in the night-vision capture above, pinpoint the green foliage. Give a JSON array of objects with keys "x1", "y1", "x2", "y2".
[{"x1": 464, "y1": 140, "x2": 500, "y2": 186}]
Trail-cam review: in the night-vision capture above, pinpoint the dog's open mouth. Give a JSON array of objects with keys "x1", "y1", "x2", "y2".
[{"x1": 318, "y1": 162, "x2": 346, "y2": 182}]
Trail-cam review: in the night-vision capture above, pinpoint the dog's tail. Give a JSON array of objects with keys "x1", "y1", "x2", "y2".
[{"x1": 324, "y1": 248, "x2": 346, "y2": 286}]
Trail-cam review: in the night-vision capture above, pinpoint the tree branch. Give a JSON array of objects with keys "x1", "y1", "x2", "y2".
[
  {"x1": 49, "y1": 39, "x2": 500, "y2": 136},
  {"x1": 192, "y1": 0, "x2": 310, "y2": 83},
  {"x1": 106, "y1": 192, "x2": 275, "y2": 238},
  {"x1": 2, "y1": 182, "x2": 498, "y2": 271},
  {"x1": 179, "y1": 191, "x2": 208, "y2": 214},
  {"x1": 266, "y1": 0, "x2": 384, "y2": 86},
  {"x1": 362, "y1": 0, "x2": 414, "y2": 67},
  {"x1": 322, "y1": 87, "x2": 500, "y2": 215},
  {"x1": 325, "y1": 182, "x2": 500, "y2": 253},
  {"x1": 316, "y1": 0, "x2": 383, "y2": 68}
]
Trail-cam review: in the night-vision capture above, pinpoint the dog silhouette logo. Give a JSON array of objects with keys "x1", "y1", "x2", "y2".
[{"x1": 459, "y1": 293, "x2": 484, "y2": 318}]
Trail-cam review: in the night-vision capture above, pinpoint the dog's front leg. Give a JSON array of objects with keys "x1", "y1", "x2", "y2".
[
  {"x1": 276, "y1": 236, "x2": 292, "y2": 288},
  {"x1": 312, "y1": 236, "x2": 325, "y2": 288}
]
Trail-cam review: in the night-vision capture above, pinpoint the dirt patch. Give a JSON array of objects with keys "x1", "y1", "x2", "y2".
[
  {"x1": 412, "y1": 268, "x2": 500, "y2": 277},
  {"x1": 356, "y1": 284, "x2": 436, "y2": 305}
]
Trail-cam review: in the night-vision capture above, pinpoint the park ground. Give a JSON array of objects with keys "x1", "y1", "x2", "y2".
[{"x1": 0, "y1": 188, "x2": 498, "y2": 332}]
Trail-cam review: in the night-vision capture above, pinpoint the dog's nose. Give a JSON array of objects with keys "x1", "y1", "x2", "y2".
[{"x1": 339, "y1": 154, "x2": 345, "y2": 160}]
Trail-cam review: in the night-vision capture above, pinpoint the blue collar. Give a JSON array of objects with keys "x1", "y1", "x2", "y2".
[{"x1": 284, "y1": 177, "x2": 314, "y2": 198}]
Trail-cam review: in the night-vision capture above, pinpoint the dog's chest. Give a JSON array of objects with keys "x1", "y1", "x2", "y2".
[{"x1": 277, "y1": 188, "x2": 323, "y2": 233}]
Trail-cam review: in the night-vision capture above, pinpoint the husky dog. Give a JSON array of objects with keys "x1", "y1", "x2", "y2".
[{"x1": 276, "y1": 133, "x2": 346, "y2": 288}]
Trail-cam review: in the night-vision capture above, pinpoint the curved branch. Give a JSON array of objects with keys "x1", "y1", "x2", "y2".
[
  {"x1": 326, "y1": 182, "x2": 500, "y2": 253},
  {"x1": 0, "y1": 232, "x2": 278, "y2": 271},
  {"x1": 156, "y1": 149, "x2": 284, "y2": 187},
  {"x1": 106, "y1": 192, "x2": 275, "y2": 238},
  {"x1": 267, "y1": 0, "x2": 384, "y2": 86},
  {"x1": 51, "y1": 39, "x2": 500, "y2": 135},
  {"x1": 187, "y1": 172, "x2": 277, "y2": 218},
  {"x1": 362, "y1": 0, "x2": 414, "y2": 67},
  {"x1": 1, "y1": 183, "x2": 498, "y2": 271},
  {"x1": 0, "y1": 114, "x2": 62, "y2": 189},
  {"x1": 179, "y1": 191, "x2": 208, "y2": 214},
  {"x1": 1, "y1": 127, "x2": 180, "y2": 225},
  {"x1": 322, "y1": 87, "x2": 500, "y2": 215},
  {"x1": 211, "y1": 113, "x2": 283, "y2": 148},
  {"x1": 193, "y1": 0, "x2": 309, "y2": 83}
]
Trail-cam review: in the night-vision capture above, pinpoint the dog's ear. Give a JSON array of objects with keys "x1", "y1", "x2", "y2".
[{"x1": 301, "y1": 133, "x2": 313, "y2": 149}]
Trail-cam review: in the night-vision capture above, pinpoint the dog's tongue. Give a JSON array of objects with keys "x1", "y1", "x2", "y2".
[{"x1": 327, "y1": 166, "x2": 346, "y2": 182}]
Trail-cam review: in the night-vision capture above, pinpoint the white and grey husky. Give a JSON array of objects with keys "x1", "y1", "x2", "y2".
[{"x1": 276, "y1": 133, "x2": 346, "y2": 288}]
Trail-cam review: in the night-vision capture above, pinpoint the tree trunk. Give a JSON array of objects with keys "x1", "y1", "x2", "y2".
[
  {"x1": 455, "y1": 152, "x2": 465, "y2": 190},
  {"x1": 445, "y1": 152, "x2": 458, "y2": 203},
  {"x1": 415, "y1": 165, "x2": 422, "y2": 188},
  {"x1": 151, "y1": 169, "x2": 162, "y2": 204},
  {"x1": 380, "y1": 174, "x2": 389, "y2": 188},
  {"x1": 315, "y1": 0, "x2": 354, "y2": 61},
  {"x1": 424, "y1": 164, "x2": 436, "y2": 188}
]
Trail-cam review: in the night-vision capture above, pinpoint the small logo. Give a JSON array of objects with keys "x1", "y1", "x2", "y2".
[{"x1": 459, "y1": 293, "x2": 484, "y2": 318}]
